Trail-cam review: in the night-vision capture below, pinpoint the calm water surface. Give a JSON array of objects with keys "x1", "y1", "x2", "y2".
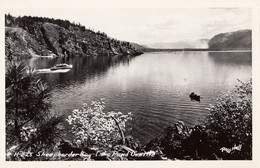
[{"x1": 25, "y1": 51, "x2": 252, "y2": 144}]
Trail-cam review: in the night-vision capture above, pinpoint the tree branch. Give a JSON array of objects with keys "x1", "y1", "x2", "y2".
[{"x1": 111, "y1": 116, "x2": 125, "y2": 145}]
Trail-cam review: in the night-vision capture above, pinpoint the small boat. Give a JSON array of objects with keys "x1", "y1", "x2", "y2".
[{"x1": 50, "y1": 63, "x2": 73, "y2": 71}]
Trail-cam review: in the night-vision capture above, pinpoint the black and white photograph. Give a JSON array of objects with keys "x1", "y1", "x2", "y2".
[{"x1": 1, "y1": 0, "x2": 260, "y2": 167}]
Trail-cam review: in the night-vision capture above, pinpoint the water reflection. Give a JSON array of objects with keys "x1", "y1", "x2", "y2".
[
  {"x1": 22, "y1": 51, "x2": 251, "y2": 144},
  {"x1": 24, "y1": 55, "x2": 133, "y2": 86},
  {"x1": 208, "y1": 52, "x2": 252, "y2": 66}
]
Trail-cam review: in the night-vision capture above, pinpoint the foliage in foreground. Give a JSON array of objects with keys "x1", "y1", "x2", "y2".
[
  {"x1": 5, "y1": 61, "x2": 63, "y2": 161},
  {"x1": 66, "y1": 99, "x2": 133, "y2": 148},
  {"x1": 202, "y1": 79, "x2": 252, "y2": 159}
]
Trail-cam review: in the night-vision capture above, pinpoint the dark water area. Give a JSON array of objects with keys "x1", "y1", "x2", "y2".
[{"x1": 24, "y1": 51, "x2": 252, "y2": 145}]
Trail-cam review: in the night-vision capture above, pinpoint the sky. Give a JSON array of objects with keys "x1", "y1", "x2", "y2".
[{"x1": 5, "y1": 8, "x2": 251, "y2": 47}]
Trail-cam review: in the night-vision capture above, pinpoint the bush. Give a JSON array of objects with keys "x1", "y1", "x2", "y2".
[
  {"x1": 66, "y1": 99, "x2": 132, "y2": 148},
  {"x1": 202, "y1": 79, "x2": 252, "y2": 159}
]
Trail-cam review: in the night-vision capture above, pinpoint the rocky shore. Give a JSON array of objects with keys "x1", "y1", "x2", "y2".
[{"x1": 5, "y1": 14, "x2": 143, "y2": 59}]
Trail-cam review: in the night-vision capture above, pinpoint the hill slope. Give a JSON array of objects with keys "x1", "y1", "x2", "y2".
[
  {"x1": 208, "y1": 29, "x2": 251, "y2": 50},
  {"x1": 5, "y1": 14, "x2": 143, "y2": 59},
  {"x1": 131, "y1": 29, "x2": 251, "y2": 52}
]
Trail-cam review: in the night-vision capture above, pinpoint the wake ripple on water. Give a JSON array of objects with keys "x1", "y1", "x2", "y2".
[{"x1": 37, "y1": 68, "x2": 71, "y2": 73}]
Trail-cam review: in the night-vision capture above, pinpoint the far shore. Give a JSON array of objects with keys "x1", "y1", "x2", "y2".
[{"x1": 142, "y1": 48, "x2": 252, "y2": 52}]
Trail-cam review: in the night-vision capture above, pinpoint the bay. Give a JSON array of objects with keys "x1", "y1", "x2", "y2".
[{"x1": 24, "y1": 51, "x2": 252, "y2": 144}]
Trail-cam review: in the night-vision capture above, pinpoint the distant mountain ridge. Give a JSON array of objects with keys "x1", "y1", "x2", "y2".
[
  {"x1": 146, "y1": 39, "x2": 209, "y2": 49},
  {"x1": 135, "y1": 29, "x2": 251, "y2": 51},
  {"x1": 5, "y1": 14, "x2": 143, "y2": 59},
  {"x1": 208, "y1": 29, "x2": 251, "y2": 50}
]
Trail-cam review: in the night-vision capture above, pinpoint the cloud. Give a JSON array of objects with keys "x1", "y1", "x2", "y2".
[{"x1": 143, "y1": 8, "x2": 251, "y2": 44}]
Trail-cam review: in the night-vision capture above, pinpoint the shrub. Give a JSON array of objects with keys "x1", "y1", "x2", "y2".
[
  {"x1": 66, "y1": 99, "x2": 132, "y2": 148},
  {"x1": 202, "y1": 79, "x2": 252, "y2": 159}
]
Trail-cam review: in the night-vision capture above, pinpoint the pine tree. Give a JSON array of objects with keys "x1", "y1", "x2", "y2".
[{"x1": 5, "y1": 61, "x2": 64, "y2": 160}]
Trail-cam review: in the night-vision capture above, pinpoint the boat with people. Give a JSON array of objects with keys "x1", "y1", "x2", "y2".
[{"x1": 50, "y1": 63, "x2": 73, "y2": 71}]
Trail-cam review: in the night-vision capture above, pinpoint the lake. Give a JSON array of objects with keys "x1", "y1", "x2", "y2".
[{"x1": 25, "y1": 51, "x2": 252, "y2": 145}]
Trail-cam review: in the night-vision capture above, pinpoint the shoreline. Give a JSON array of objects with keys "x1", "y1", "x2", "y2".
[{"x1": 142, "y1": 49, "x2": 252, "y2": 53}]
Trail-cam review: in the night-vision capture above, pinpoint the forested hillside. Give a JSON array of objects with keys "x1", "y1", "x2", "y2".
[
  {"x1": 208, "y1": 29, "x2": 251, "y2": 50},
  {"x1": 5, "y1": 14, "x2": 142, "y2": 59}
]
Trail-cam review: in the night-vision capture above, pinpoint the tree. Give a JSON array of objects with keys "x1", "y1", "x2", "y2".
[{"x1": 5, "y1": 61, "x2": 63, "y2": 160}]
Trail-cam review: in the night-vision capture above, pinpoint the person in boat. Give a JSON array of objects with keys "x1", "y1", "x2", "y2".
[{"x1": 189, "y1": 92, "x2": 201, "y2": 103}]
